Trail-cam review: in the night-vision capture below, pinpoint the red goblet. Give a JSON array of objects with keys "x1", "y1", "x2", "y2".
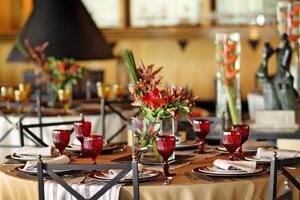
[
  {"x1": 52, "y1": 129, "x2": 71, "y2": 155},
  {"x1": 74, "y1": 121, "x2": 91, "y2": 156},
  {"x1": 222, "y1": 130, "x2": 241, "y2": 160},
  {"x1": 83, "y1": 135, "x2": 103, "y2": 164},
  {"x1": 192, "y1": 119, "x2": 210, "y2": 154},
  {"x1": 231, "y1": 124, "x2": 249, "y2": 157},
  {"x1": 156, "y1": 135, "x2": 176, "y2": 177}
]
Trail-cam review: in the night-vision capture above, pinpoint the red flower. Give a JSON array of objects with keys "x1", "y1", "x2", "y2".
[
  {"x1": 69, "y1": 64, "x2": 78, "y2": 73},
  {"x1": 141, "y1": 88, "x2": 166, "y2": 108},
  {"x1": 58, "y1": 62, "x2": 66, "y2": 72}
]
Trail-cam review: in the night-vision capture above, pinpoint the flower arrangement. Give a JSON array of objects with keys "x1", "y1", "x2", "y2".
[
  {"x1": 16, "y1": 38, "x2": 84, "y2": 104},
  {"x1": 215, "y1": 33, "x2": 242, "y2": 125},
  {"x1": 122, "y1": 49, "x2": 196, "y2": 147}
]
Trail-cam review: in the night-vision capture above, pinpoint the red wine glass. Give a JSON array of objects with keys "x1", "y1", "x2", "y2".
[
  {"x1": 222, "y1": 130, "x2": 241, "y2": 160},
  {"x1": 192, "y1": 119, "x2": 210, "y2": 154},
  {"x1": 74, "y1": 121, "x2": 91, "y2": 156},
  {"x1": 231, "y1": 124, "x2": 249, "y2": 157},
  {"x1": 52, "y1": 129, "x2": 71, "y2": 155},
  {"x1": 156, "y1": 135, "x2": 176, "y2": 176},
  {"x1": 83, "y1": 135, "x2": 103, "y2": 164}
]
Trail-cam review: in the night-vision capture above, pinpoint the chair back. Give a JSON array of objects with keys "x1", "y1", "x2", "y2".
[
  {"x1": 19, "y1": 119, "x2": 82, "y2": 147},
  {"x1": 269, "y1": 152, "x2": 300, "y2": 200},
  {"x1": 100, "y1": 98, "x2": 140, "y2": 142},
  {"x1": 0, "y1": 90, "x2": 42, "y2": 147},
  {"x1": 37, "y1": 159, "x2": 139, "y2": 200}
]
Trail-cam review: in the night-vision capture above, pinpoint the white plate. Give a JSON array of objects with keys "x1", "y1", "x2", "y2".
[
  {"x1": 94, "y1": 170, "x2": 160, "y2": 183},
  {"x1": 66, "y1": 144, "x2": 119, "y2": 153},
  {"x1": 18, "y1": 166, "x2": 72, "y2": 175},
  {"x1": 11, "y1": 153, "x2": 56, "y2": 162},
  {"x1": 244, "y1": 156, "x2": 271, "y2": 163},
  {"x1": 193, "y1": 166, "x2": 264, "y2": 177},
  {"x1": 176, "y1": 141, "x2": 198, "y2": 150},
  {"x1": 217, "y1": 146, "x2": 257, "y2": 154}
]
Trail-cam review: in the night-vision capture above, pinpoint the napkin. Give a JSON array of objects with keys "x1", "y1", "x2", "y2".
[
  {"x1": 256, "y1": 147, "x2": 300, "y2": 159},
  {"x1": 23, "y1": 155, "x2": 70, "y2": 171},
  {"x1": 108, "y1": 164, "x2": 143, "y2": 179},
  {"x1": 14, "y1": 146, "x2": 58, "y2": 157},
  {"x1": 213, "y1": 159, "x2": 256, "y2": 172}
]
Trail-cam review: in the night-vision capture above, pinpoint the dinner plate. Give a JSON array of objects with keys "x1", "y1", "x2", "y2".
[
  {"x1": 93, "y1": 170, "x2": 160, "y2": 183},
  {"x1": 192, "y1": 166, "x2": 264, "y2": 177},
  {"x1": 175, "y1": 140, "x2": 199, "y2": 150},
  {"x1": 66, "y1": 144, "x2": 119, "y2": 154},
  {"x1": 244, "y1": 156, "x2": 271, "y2": 164},
  {"x1": 11, "y1": 153, "x2": 56, "y2": 162},
  {"x1": 217, "y1": 147, "x2": 257, "y2": 154},
  {"x1": 18, "y1": 166, "x2": 73, "y2": 175}
]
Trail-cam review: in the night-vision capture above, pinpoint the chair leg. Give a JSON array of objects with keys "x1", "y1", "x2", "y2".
[
  {"x1": 269, "y1": 153, "x2": 279, "y2": 200},
  {"x1": 132, "y1": 160, "x2": 140, "y2": 200},
  {"x1": 37, "y1": 160, "x2": 45, "y2": 200},
  {"x1": 19, "y1": 121, "x2": 25, "y2": 146}
]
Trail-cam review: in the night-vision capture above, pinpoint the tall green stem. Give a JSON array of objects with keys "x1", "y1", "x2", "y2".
[{"x1": 224, "y1": 85, "x2": 241, "y2": 125}]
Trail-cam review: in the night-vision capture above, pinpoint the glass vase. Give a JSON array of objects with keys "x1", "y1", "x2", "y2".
[
  {"x1": 215, "y1": 32, "x2": 242, "y2": 129},
  {"x1": 131, "y1": 117, "x2": 176, "y2": 162},
  {"x1": 277, "y1": 1, "x2": 300, "y2": 94}
]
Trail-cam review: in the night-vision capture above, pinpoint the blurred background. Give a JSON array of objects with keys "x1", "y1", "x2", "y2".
[{"x1": 0, "y1": 0, "x2": 280, "y2": 108}]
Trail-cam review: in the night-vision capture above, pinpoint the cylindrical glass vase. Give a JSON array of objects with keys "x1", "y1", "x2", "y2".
[{"x1": 215, "y1": 32, "x2": 242, "y2": 128}]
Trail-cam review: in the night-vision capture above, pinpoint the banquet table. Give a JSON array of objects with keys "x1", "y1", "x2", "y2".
[{"x1": 1, "y1": 148, "x2": 300, "y2": 200}]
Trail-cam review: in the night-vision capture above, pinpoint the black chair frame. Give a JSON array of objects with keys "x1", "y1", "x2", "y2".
[
  {"x1": 269, "y1": 152, "x2": 300, "y2": 200},
  {"x1": 100, "y1": 98, "x2": 140, "y2": 142},
  {"x1": 19, "y1": 120, "x2": 81, "y2": 147},
  {"x1": 37, "y1": 160, "x2": 140, "y2": 200},
  {"x1": 0, "y1": 100, "x2": 42, "y2": 147}
]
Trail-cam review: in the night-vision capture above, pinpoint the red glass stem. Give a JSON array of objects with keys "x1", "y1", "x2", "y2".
[
  {"x1": 163, "y1": 159, "x2": 169, "y2": 176},
  {"x1": 229, "y1": 152, "x2": 234, "y2": 161},
  {"x1": 238, "y1": 145, "x2": 243, "y2": 157},
  {"x1": 199, "y1": 139, "x2": 205, "y2": 154}
]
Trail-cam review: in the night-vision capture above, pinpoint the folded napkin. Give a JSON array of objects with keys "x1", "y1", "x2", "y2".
[
  {"x1": 108, "y1": 164, "x2": 143, "y2": 179},
  {"x1": 256, "y1": 147, "x2": 300, "y2": 159},
  {"x1": 23, "y1": 155, "x2": 70, "y2": 170},
  {"x1": 213, "y1": 159, "x2": 256, "y2": 172},
  {"x1": 14, "y1": 146, "x2": 58, "y2": 157},
  {"x1": 243, "y1": 140, "x2": 270, "y2": 151}
]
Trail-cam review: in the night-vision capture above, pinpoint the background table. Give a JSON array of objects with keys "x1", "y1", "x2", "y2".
[
  {"x1": 0, "y1": 110, "x2": 136, "y2": 147},
  {"x1": 1, "y1": 149, "x2": 299, "y2": 200}
]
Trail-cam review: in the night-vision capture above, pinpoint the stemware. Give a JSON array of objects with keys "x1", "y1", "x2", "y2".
[
  {"x1": 52, "y1": 129, "x2": 71, "y2": 155},
  {"x1": 192, "y1": 119, "x2": 210, "y2": 154},
  {"x1": 58, "y1": 89, "x2": 71, "y2": 113},
  {"x1": 231, "y1": 124, "x2": 249, "y2": 157},
  {"x1": 83, "y1": 135, "x2": 103, "y2": 164},
  {"x1": 74, "y1": 121, "x2": 92, "y2": 157},
  {"x1": 156, "y1": 135, "x2": 176, "y2": 176},
  {"x1": 222, "y1": 130, "x2": 241, "y2": 160}
]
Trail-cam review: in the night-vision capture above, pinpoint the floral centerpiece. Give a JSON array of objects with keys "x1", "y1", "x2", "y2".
[
  {"x1": 122, "y1": 49, "x2": 196, "y2": 157},
  {"x1": 215, "y1": 33, "x2": 242, "y2": 125},
  {"x1": 16, "y1": 38, "x2": 84, "y2": 105}
]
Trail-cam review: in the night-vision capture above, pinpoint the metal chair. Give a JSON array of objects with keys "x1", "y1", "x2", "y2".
[
  {"x1": 100, "y1": 98, "x2": 140, "y2": 142},
  {"x1": 19, "y1": 118, "x2": 83, "y2": 147},
  {"x1": 37, "y1": 125, "x2": 140, "y2": 200},
  {"x1": 0, "y1": 92, "x2": 42, "y2": 147},
  {"x1": 269, "y1": 152, "x2": 300, "y2": 200}
]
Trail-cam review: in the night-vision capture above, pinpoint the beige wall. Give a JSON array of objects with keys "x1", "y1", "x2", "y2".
[{"x1": 0, "y1": 37, "x2": 280, "y2": 100}]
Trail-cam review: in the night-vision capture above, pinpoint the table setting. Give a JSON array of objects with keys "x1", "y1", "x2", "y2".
[{"x1": 2, "y1": 42, "x2": 300, "y2": 200}]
